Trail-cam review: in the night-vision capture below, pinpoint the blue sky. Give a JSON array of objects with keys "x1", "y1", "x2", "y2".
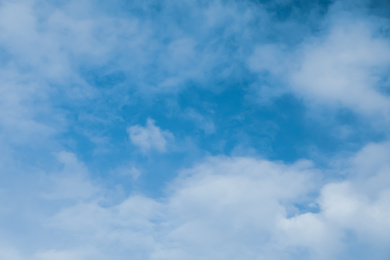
[{"x1": 1, "y1": 0, "x2": 390, "y2": 259}]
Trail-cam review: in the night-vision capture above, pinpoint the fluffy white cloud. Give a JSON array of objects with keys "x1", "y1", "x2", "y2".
[
  {"x1": 151, "y1": 157, "x2": 317, "y2": 260},
  {"x1": 291, "y1": 21, "x2": 390, "y2": 116},
  {"x1": 1, "y1": 141, "x2": 390, "y2": 259},
  {"x1": 278, "y1": 141, "x2": 390, "y2": 259},
  {"x1": 28, "y1": 157, "x2": 318, "y2": 260},
  {"x1": 249, "y1": 16, "x2": 390, "y2": 119},
  {"x1": 127, "y1": 119, "x2": 174, "y2": 154}
]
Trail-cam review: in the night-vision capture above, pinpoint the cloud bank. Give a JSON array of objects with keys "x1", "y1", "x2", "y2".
[{"x1": 2, "y1": 142, "x2": 390, "y2": 259}]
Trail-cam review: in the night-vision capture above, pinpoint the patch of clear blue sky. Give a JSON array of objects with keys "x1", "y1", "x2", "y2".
[{"x1": 49, "y1": 0, "x2": 388, "y2": 196}]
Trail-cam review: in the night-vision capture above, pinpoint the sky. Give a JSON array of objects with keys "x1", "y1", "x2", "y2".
[{"x1": 0, "y1": 0, "x2": 390, "y2": 259}]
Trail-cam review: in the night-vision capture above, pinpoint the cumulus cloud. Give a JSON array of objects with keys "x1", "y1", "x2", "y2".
[
  {"x1": 34, "y1": 156, "x2": 317, "y2": 260},
  {"x1": 127, "y1": 119, "x2": 174, "y2": 154},
  {"x1": 248, "y1": 7, "x2": 390, "y2": 119},
  {"x1": 279, "y1": 141, "x2": 390, "y2": 259},
  {"x1": 42, "y1": 143, "x2": 390, "y2": 260},
  {"x1": 291, "y1": 21, "x2": 390, "y2": 116},
  {"x1": 0, "y1": 141, "x2": 390, "y2": 259}
]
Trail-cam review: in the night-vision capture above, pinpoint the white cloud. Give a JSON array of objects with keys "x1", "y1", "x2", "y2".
[
  {"x1": 249, "y1": 16, "x2": 390, "y2": 120},
  {"x1": 35, "y1": 157, "x2": 318, "y2": 260},
  {"x1": 290, "y1": 22, "x2": 390, "y2": 116},
  {"x1": 153, "y1": 157, "x2": 317, "y2": 260},
  {"x1": 1, "y1": 142, "x2": 390, "y2": 259},
  {"x1": 127, "y1": 118, "x2": 174, "y2": 154},
  {"x1": 278, "y1": 141, "x2": 390, "y2": 259}
]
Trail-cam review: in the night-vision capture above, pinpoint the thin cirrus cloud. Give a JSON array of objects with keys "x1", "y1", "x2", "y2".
[{"x1": 1, "y1": 0, "x2": 390, "y2": 259}]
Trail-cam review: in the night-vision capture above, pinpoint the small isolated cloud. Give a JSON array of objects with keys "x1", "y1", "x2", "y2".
[{"x1": 127, "y1": 119, "x2": 174, "y2": 154}]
